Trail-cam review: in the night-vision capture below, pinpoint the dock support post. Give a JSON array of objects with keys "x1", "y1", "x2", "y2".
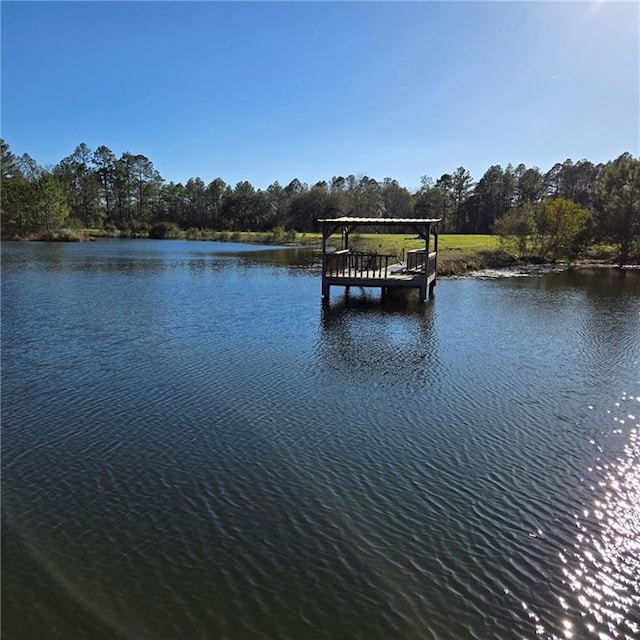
[{"x1": 429, "y1": 280, "x2": 435, "y2": 299}]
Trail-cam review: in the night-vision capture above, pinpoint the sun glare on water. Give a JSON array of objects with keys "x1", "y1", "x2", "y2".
[{"x1": 526, "y1": 390, "x2": 640, "y2": 639}]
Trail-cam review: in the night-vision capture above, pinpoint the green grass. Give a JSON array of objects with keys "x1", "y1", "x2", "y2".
[
  {"x1": 296, "y1": 232, "x2": 505, "y2": 273},
  {"x1": 298, "y1": 232, "x2": 499, "y2": 253}
]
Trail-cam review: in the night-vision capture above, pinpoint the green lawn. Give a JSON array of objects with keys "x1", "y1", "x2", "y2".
[{"x1": 298, "y1": 231, "x2": 501, "y2": 258}]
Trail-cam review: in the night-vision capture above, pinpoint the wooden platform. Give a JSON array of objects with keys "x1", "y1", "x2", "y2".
[{"x1": 318, "y1": 217, "x2": 441, "y2": 302}]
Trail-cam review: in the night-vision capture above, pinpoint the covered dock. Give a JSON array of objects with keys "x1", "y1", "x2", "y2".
[{"x1": 318, "y1": 216, "x2": 441, "y2": 302}]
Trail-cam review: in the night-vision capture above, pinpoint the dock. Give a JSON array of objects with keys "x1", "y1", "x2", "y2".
[{"x1": 318, "y1": 217, "x2": 441, "y2": 302}]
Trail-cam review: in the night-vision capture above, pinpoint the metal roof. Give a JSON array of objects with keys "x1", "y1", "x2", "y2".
[{"x1": 318, "y1": 216, "x2": 441, "y2": 224}]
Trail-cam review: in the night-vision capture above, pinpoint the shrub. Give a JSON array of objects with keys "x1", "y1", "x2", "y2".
[
  {"x1": 65, "y1": 217, "x2": 84, "y2": 230},
  {"x1": 535, "y1": 198, "x2": 590, "y2": 262},
  {"x1": 185, "y1": 227, "x2": 204, "y2": 240},
  {"x1": 38, "y1": 229, "x2": 82, "y2": 242},
  {"x1": 122, "y1": 219, "x2": 151, "y2": 238},
  {"x1": 492, "y1": 204, "x2": 537, "y2": 257},
  {"x1": 269, "y1": 226, "x2": 297, "y2": 244},
  {"x1": 494, "y1": 198, "x2": 590, "y2": 262},
  {"x1": 148, "y1": 222, "x2": 183, "y2": 239}
]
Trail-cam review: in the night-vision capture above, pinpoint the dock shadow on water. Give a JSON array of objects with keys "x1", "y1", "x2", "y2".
[
  {"x1": 318, "y1": 290, "x2": 439, "y2": 384},
  {"x1": 323, "y1": 286, "x2": 433, "y2": 313}
]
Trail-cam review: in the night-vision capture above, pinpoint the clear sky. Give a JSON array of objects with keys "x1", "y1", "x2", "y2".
[{"x1": 1, "y1": 1, "x2": 638, "y2": 191}]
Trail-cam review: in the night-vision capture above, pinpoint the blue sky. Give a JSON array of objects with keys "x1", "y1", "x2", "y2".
[{"x1": 2, "y1": 1, "x2": 638, "y2": 191}]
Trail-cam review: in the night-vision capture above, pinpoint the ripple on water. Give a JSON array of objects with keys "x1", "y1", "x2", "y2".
[
  {"x1": 523, "y1": 390, "x2": 640, "y2": 639},
  {"x1": 3, "y1": 246, "x2": 640, "y2": 640}
]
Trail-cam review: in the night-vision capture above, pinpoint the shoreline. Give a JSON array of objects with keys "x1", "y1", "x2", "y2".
[
  {"x1": 3, "y1": 230, "x2": 636, "y2": 276},
  {"x1": 453, "y1": 260, "x2": 640, "y2": 280}
]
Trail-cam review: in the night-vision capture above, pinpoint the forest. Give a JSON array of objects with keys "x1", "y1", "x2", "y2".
[{"x1": 1, "y1": 139, "x2": 638, "y2": 265}]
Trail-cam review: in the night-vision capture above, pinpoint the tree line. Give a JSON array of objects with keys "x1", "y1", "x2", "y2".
[{"x1": 1, "y1": 139, "x2": 638, "y2": 264}]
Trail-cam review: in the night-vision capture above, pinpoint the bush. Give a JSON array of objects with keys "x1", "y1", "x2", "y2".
[
  {"x1": 493, "y1": 198, "x2": 590, "y2": 262},
  {"x1": 148, "y1": 222, "x2": 183, "y2": 239},
  {"x1": 38, "y1": 229, "x2": 83, "y2": 242},
  {"x1": 121, "y1": 219, "x2": 151, "y2": 238},
  {"x1": 492, "y1": 204, "x2": 537, "y2": 256},
  {"x1": 65, "y1": 217, "x2": 84, "y2": 230},
  {"x1": 185, "y1": 227, "x2": 204, "y2": 240},
  {"x1": 267, "y1": 226, "x2": 297, "y2": 244}
]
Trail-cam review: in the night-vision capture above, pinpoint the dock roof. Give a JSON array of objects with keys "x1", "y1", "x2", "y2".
[{"x1": 318, "y1": 216, "x2": 441, "y2": 224}]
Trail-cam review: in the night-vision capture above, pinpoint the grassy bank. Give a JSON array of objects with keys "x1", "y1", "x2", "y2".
[
  {"x1": 295, "y1": 232, "x2": 512, "y2": 275},
  {"x1": 14, "y1": 227, "x2": 623, "y2": 275},
  {"x1": 295, "y1": 232, "x2": 626, "y2": 274}
]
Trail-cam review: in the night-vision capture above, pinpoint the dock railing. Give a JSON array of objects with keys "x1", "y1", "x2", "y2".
[
  {"x1": 406, "y1": 249, "x2": 437, "y2": 276},
  {"x1": 325, "y1": 251, "x2": 393, "y2": 279}
]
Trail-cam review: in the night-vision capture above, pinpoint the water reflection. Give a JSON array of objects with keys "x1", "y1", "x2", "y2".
[
  {"x1": 525, "y1": 390, "x2": 640, "y2": 639},
  {"x1": 317, "y1": 291, "x2": 439, "y2": 385},
  {"x1": 322, "y1": 287, "x2": 433, "y2": 315},
  {"x1": 562, "y1": 391, "x2": 640, "y2": 639},
  {"x1": 237, "y1": 247, "x2": 319, "y2": 270}
]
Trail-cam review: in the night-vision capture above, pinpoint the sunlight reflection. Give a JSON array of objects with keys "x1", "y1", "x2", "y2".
[
  {"x1": 523, "y1": 390, "x2": 640, "y2": 638},
  {"x1": 561, "y1": 392, "x2": 639, "y2": 638}
]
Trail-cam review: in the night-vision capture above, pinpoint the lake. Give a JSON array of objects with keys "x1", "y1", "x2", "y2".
[{"x1": 2, "y1": 239, "x2": 639, "y2": 640}]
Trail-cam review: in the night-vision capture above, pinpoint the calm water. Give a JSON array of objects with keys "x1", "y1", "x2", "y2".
[{"x1": 2, "y1": 240, "x2": 639, "y2": 640}]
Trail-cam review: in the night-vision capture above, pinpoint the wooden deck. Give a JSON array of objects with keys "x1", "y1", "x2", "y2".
[
  {"x1": 324, "y1": 249, "x2": 436, "y2": 283},
  {"x1": 318, "y1": 217, "x2": 441, "y2": 302}
]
